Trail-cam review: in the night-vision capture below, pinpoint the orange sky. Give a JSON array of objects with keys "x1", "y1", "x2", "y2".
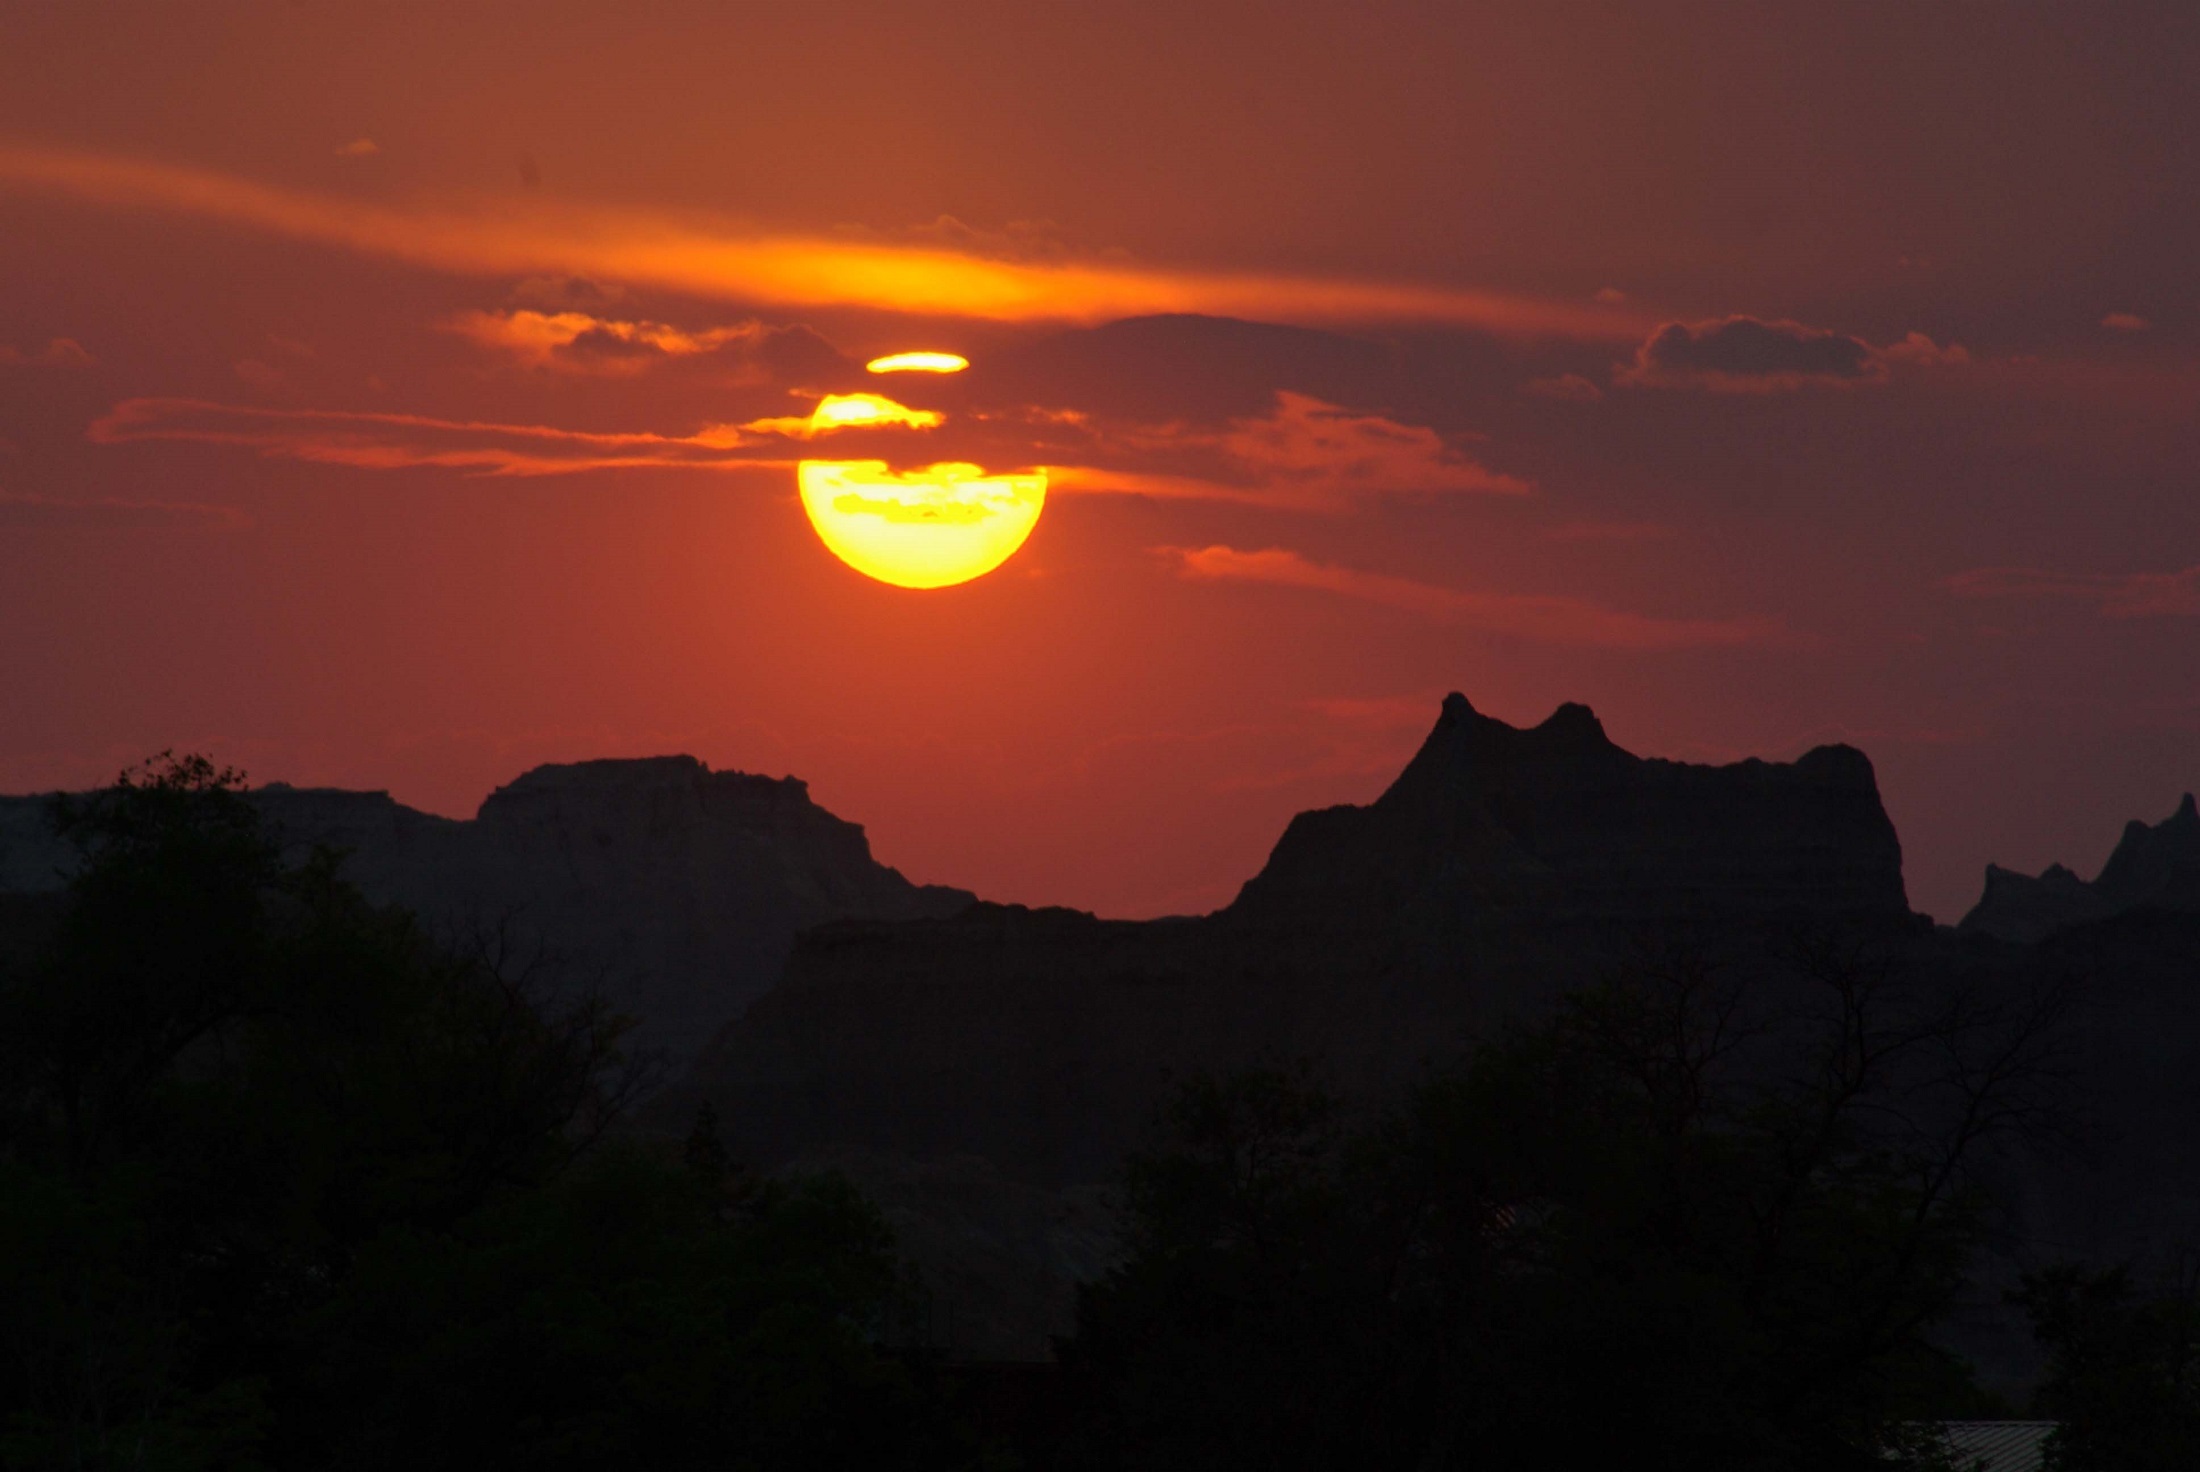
[{"x1": 2, "y1": 1, "x2": 2196, "y2": 921}]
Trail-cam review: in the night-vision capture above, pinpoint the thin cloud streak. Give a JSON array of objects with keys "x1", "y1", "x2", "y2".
[
  {"x1": 1054, "y1": 393, "x2": 1529, "y2": 509},
  {"x1": 0, "y1": 336, "x2": 94, "y2": 368},
  {"x1": 1160, "y1": 545, "x2": 1785, "y2": 650},
  {"x1": 1048, "y1": 466, "x2": 1289, "y2": 504},
  {"x1": 1214, "y1": 391, "x2": 1529, "y2": 499},
  {"x1": 86, "y1": 391, "x2": 1520, "y2": 508},
  {"x1": 444, "y1": 309, "x2": 761, "y2": 373},
  {"x1": 0, "y1": 492, "x2": 247, "y2": 528},
  {"x1": 0, "y1": 143, "x2": 1650, "y2": 338},
  {"x1": 1615, "y1": 317, "x2": 1970, "y2": 394},
  {"x1": 88, "y1": 398, "x2": 788, "y2": 478},
  {"x1": 1949, "y1": 564, "x2": 2200, "y2": 618}
]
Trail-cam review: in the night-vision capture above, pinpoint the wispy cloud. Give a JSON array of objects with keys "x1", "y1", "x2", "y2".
[
  {"x1": 82, "y1": 387, "x2": 1520, "y2": 509},
  {"x1": 0, "y1": 143, "x2": 1649, "y2": 337},
  {"x1": 1524, "y1": 372, "x2": 1602, "y2": 401},
  {"x1": 1214, "y1": 392, "x2": 1527, "y2": 498},
  {"x1": 1619, "y1": 316, "x2": 1882, "y2": 393},
  {"x1": 0, "y1": 492, "x2": 246, "y2": 528},
  {"x1": 1948, "y1": 564, "x2": 2200, "y2": 618},
  {"x1": 1159, "y1": 545, "x2": 1783, "y2": 649},
  {"x1": 0, "y1": 337, "x2": 93, "y2": 368},
  {"x1": 446, "y1": 309, "x2": 753, "y2": 372},
  {"x1": 87, "y1": 398, "x2": 782, "y2": 478},
  {"x1": 1047, "y1": 466, "x2": 1281, "y2": 503},
  {"x1": 1056, "y1": 392, "x2": 1527, "y2": 508},
  {"x1": 741, "y1": 393, "x2": 944, "y2": 439},
  {"x1": 444, "y1": 308, "x2": 844, "y2": 382},
  {"x1": 1617, "y1": 317, "x2": 1968, "y2": 393},
  {"x1": 2101, "y1": 312, "x2": 2151, "y2": 333},
  {"x1": 1877, "y1": 332, "x2": 1970, "y2": 367}
]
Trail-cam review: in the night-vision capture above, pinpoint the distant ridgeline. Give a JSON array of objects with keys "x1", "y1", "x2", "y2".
[
  {"x1": 1962, "y1": 792, "x2": 2200, "y2": 944},
  {"x1": 0, "y1": 756, "x2": 973, "y2": 1074},
  {"x1": 6, "y1": 697, "x2": 2199, "y2": 1378},
  {"x1": 652, "y1": 695, "x2": 2200, "y2": 1376},
  {"x1": 671, "y1": 693, "x2": 1923, "y2": 1183}
]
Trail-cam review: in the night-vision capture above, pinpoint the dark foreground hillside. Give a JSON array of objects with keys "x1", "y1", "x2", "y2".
[
  {"x1": 659, "y1": 695, "x2": 2200, "y2": 1402},
  {"x1": 7, "y1": 703, "x2": 2200, "y2": 1469},
  {"x1": 0, "y1": 758, "x2": 990, "y2": 1470},
  {"x1": 0, "y1": 753, "x2": 2055, "y2": 1471}
]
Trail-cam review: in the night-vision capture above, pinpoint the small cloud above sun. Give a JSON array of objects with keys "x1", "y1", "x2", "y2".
[
  {"x1": 866, "y1": 351, "x2": 969, "y2": 374},
  {"x1": 335, "y1": 138, "x2": 380, "y2": 158}
]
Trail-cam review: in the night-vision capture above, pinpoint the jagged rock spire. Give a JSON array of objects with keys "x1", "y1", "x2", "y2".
[{"x1": 1962, "y1": 792, "x2": 2200, "y2": 943}]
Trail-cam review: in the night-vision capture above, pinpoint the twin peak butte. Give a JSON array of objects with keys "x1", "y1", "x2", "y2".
[
  {"x1": 1227, "y1": 692, "x2": 1911, "y2": 932},
  {"x1": 689, "y1": 695, "x2": 1920, "y2": 1187}
]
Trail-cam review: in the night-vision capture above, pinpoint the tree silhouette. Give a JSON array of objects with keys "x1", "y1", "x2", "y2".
[
  {"x1": 0, "y1": 754, "x2": 976, "y2": 1471},
  {"x1": 1060, "y1": 938, "x2": 2069, "y2": 1472}
]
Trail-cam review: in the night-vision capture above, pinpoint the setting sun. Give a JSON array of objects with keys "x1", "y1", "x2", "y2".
[{"x1": 798, "y1": 459, "x2": 1045, "y2": 589}]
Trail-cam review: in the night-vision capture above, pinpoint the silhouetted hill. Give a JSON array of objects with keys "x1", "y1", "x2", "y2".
[
  {"x1": 1961, "y1": 793, "x2": 2200, "y2": 943},
  {"x1": 653, "y1": 697, "x2": 2200, "y2": 1372},
  {"x1": 1234, "y1": 693, "x2": 1909, "y2": 927},
  {"x1": 10, "y1": 706, "x2": 2196, "y2": 1379},
  {"x1": 0, "y1": 757, "x2": 973, "y2": 1071},
  {"x1": 646, "y1": 694, "x2": 1938, "y2": 1354}
]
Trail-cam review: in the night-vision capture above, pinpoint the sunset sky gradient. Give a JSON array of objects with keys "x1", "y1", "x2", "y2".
[{"x1": 2, "y1": 1, "x2": 2195, "y2": 920}]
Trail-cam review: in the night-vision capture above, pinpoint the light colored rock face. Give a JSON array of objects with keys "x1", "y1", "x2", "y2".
[
  {"x1": 0, "y1": 757, "x2": 973, "y2": 1073},
  {"x1": 1961, "y1": 793, "x2": 2200, "y2": 943}
]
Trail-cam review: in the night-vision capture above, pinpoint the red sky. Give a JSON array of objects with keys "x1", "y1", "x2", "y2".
[{"x1": 2, "y1": 1, "x2": 2195, "y2": 922}]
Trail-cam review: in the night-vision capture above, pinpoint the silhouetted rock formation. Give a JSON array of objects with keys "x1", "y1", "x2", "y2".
[
  {"x1": 1234, "y1": 693, "x2": 1909, "y2": 929},
  {"x1": 1961, "y1": 793, "x2": 2200, "y2": 943},
  {"x1": 13, "y1": 705, "x2": 2194, "y2": 1379},
  {"x1": 0, "y1": 757, "x2": 973, "y2": 1071},
  {"x1": 648, "y1": 694, "x2": 1935, "y2": 1356},
  {"x1": 1939, "y1": 789, "x2": 2200, "y2": 1385},
  {"x1": 670, "y1": 695, "x2": 1922, "y2": 1187}
]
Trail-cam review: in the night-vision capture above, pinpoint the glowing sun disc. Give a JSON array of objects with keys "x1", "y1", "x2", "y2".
[
  {"x1": 866, "y1": 351, "x2": 969, "y2": 374},
  {"x1": 799, "y1": 459, "x2": 1045, "y2": 589}
]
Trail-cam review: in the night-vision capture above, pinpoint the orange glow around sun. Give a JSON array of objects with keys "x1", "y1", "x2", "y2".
[
  {"x1": 798, "y1": 459, "x2": 1046, "y2": 589},
  {"x1": 866, "y1": 351, "x2": 970, "y2": 374}
]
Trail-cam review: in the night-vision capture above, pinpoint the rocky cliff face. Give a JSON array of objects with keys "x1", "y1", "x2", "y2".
[
  {"x1": 1961, "y1": 793, "x2": 2200, "y2": 943},
  {"x1": 0, "y1": 757, "x2": 973, "y2": 1071}
]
